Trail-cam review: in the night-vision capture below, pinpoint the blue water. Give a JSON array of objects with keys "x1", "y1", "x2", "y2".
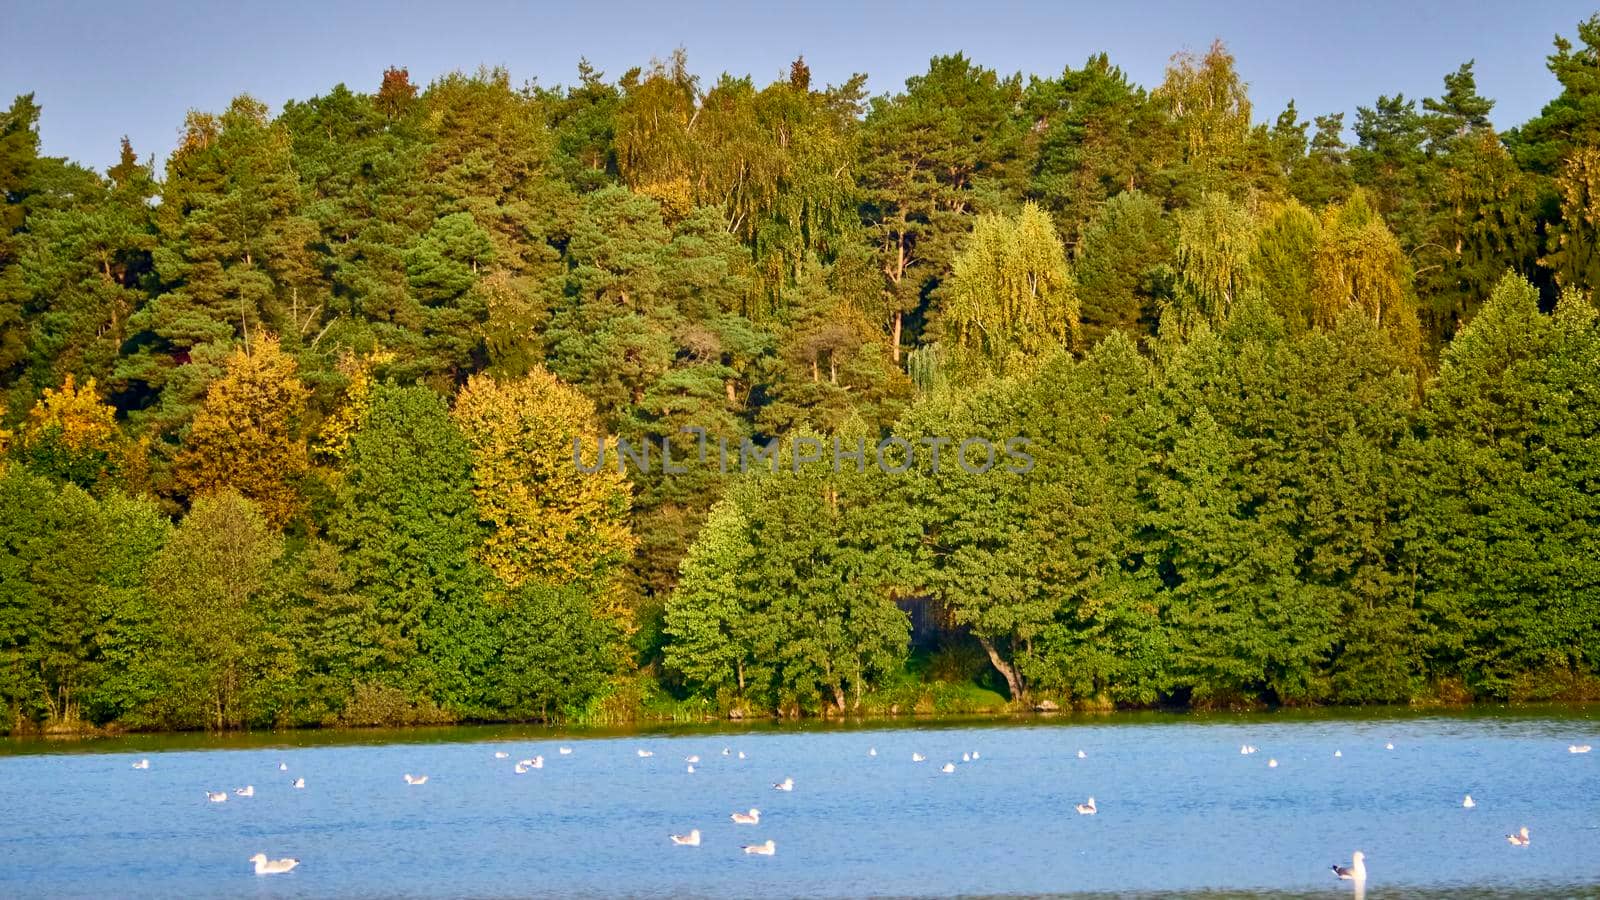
[{"x1": 2, "y1": 711, "x2": 1598, "y2": 898}]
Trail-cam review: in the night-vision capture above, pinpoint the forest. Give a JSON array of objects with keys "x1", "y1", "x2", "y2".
[{"x1": 2, "y1": 19, "x2": 1599, "y2": 733}]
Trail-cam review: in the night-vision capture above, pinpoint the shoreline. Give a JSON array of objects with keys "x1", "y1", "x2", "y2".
[{"x1": 7, "y1": 698, "x2": 1596, "y2": 753}]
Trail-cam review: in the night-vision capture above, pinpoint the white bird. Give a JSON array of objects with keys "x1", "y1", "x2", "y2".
[
  {"x1": 868, "y1": 747, "x2": 877, "y2": 757},
  {"x1": 514, "y1": 762, "x2": 530, "y2": 774},
  {"x1": 249, "y1": 853, "x2": 299, "y2": 876},
  {"x1": 911, "y1": 753, "x2": 926, "y2": 763},
  {"x1": 1570, "y1": 744, "x2": 1593, "y2": 754},
  {"x1": 1330, "y1": 851, "x2": 1366, "y2": 881},
  {"x1": 1077, "y1": 750, "x2": 1087, "y2": 759},
  {"x1": 234, "y1": 785, "x2": 254, "y2": 797},
  {"x1": 1463, "y1": 794, "x2": 1475, "y2": 808},
  {"x1": 941, "y1": 762, "x2": 956, "y2": 774},
  {"x1": 1240, "y1": 744, "x2": 1253, "y2": 755},
  {"x1": 1507, "y1": 826, "x2": 1530, "y2": 847},
  {"x1": 559, "y1": 747, "x2": 573, "y2": 755},
  {"x1": 962, "y1": 752, "x2": 971, "y2": 762},
  {"x1": 131, "y1": 759, "x2": 150, "y2": 770},
  {"x1": 730, "y1": 808, "x2": 760, "y2": 825},
  {"x1": 1385, "y1": 742, "x2": 1395, "y2": 750},
  {"x1": 531, "y1": 756, "x2": 544, "y2": 769},
  {"x1": 686, "y1": 764, "x2": 695, "y2": 773},
  {"x1": 278, "y1": 762, "x2": 288, "y2": 772},
  {"x1": 1268, "y1": 758, "x2": 1279, "y2": 768},
  {"x1": 293, "y1": 777, "x2": 305, "y2": 789},
  {"x1": 738, "y1": 751, "x2": 746, "y2": 760},
  {"x1": 1075, "y1": 797, "x2": 1097, "y2": 815},
  {"x1": 773, "y1": 777, "x2": 794, "y2": 791},
  {"x1": 206, "y1": 791, "x2": 228, "y2": 803},
  {"x1": 685, "y1": 755, "x2": 700, "y2": 764},
  {"x1": 742, "y1": 839, "x2": 776, "y2": 856},
  {"x1": 670, "y1": 829, "x2": 701, "y2": 846},
  {"x1": 494, "y1": 751, "x2": 509, "y2": 759},
  {"x1": 1334, "y1": 750, "x2": 1342, "y2": 758},
  {"x1": 403, "y1": 774, "x2": 428, "y2": 785},
  {"x1": 637, "y1": 749, "x2": 654, "y2": 758},
  {"x1": 722, "y1": 747, "x2": 731, "y2": 756},
  {"x1": 971, "y1": 751, "x2": 980, "y2": 760}
]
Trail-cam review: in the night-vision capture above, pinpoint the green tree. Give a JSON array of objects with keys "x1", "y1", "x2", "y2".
[
  {"x1": 332, "y1": 384, "x2": 488, "y2": 709},
  {"x1": 1073, "y1": 190, "x2": 1174, "y2": 345},
  {"x1": 142, "y1": 491, "x2": 281, "y2": 729},
  {"x1": 1409, "y1": 275, "x2": 1600, "y2": 697}
]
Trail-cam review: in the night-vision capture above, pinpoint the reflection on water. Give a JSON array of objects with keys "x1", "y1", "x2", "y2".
[{"x1": 1, "y1": 707, "x2": 1596, "y2": 899}]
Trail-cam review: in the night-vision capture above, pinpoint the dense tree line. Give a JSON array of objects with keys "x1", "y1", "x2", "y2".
[{"x1": 3, "y1": 23, "x2": 1599, "y2": 731}]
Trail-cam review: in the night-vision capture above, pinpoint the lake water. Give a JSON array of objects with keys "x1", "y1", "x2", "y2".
[{"x1": 1, "y1": 708, "x2": 1597, "y2": 898}]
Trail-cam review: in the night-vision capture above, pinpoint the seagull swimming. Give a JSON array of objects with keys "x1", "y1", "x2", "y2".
[
  {"x1": 1571, "y1": 745, "x2": 1593, "y2": 754},
  {"x1": 774, "y1": 777, "x2": 794, "y2": 791},
  {"x1": 971, "y1": 751, "x2": 980, "y2": 760},
  {"x1": 514, "y1": 762, "x2": 530, "y2": 774},
  {"x1": 686, "y1": 764, "x2": 695, "y2": 773},
  {"x1": 722, "y1": 747, "x2": 731, "y2": 756},
  {"x1": 1385, "y1": 742, "x2": 1395, "y2": 750},
  {"x1": 1507, "y1": 826, "x2": 1530, "y2": 846},
  {"x1": 869, "y1": 747, "x2": 877, "y2": 757},
  {"x1": 911, "y1": 753, "x2": 926, "y2": 763},
  {"x1": 403, "y1": 774, "x2": 428, "y2": 785},
  {"x1": 670, "y1": 829, "x2": 701, "y2": 846},
  {"x1": 293, "y1": 777, "x2": 305, "y2": 789},
  {"x1": 637, "y1": 749, "x2": 654, "y2": 758},
  {"x1": 559, "y1": 747, "x2": 573, "y2": 755},
  {"x1": 1077, "y1": 750, "x2": 1087, "y2": 759},
  {"x1": 738, "y1": 751, "x2": 746, "y2": 760},
  {"x1": 494, "y1": 751, "x2": 509, "y2": 759},
  {"x1": 278, "y1": 762, "x2": 288, "y2": 772},
  {"x1": 249, "y1": 853, "x2": 299, "y2": 875},
  {"x1": 1075, "y1": 797, "x2": 1097, "y2": 815},
  {"x1": 1330, "y1": 850, "x2": 1366, "y2": 881},
  {"x1": 1463, "y1": 794, "x2": 1475, "y2": 808},
  {"x1": 531, "y1": 756, "x2": 544, "y2": 769},
  {"x1": 234, "y1": 785, "x2": 254, "y2": 797},
  {"x1": 1268, "y1": 759, "x2": 1279, "y2": 768},
  {"x1": 685, "y1": 755, "x2": 700, "y2": 764},
  {"x1": 206, "y1": 791, "x2": 228, "y2": 803},
  {"x1": 742, "y1": 839, "x2": 776, "y2": 856},
  {"x1": 1334, "y1": 750, "x2": 1342, "y2": 758},
  {"x1": 962, "y1": 752, "x2": 971, "y2": 762},
  {"x1": 941, "y1": 762, "x2": 956, "y2": 773},
  {"x1": 131, "y1": 759, "x2": 150, "y2": 770},
  {"x1": 730, "y1": 808, "x2": 761, "y2": 825}
]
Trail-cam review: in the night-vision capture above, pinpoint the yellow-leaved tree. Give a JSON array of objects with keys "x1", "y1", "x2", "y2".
[
  {"x1": 15, "y1": 374, "x2": 126, "y2": 487},
  {"x1": 942, "y1": 201, "x2": 1079, "y2": 372},
  {"x1": 452, "y1": 367, "x2": 636, "y2": 596},
  {"x1": 1311, "y1": 189, "x2": 1423, "y2": 362},
  {"x1": 313, "y1": 349, "x2": 392, "y2": 463},
  {"x1": 174, "y1": 336, "x2": 310, "y2": 527}
]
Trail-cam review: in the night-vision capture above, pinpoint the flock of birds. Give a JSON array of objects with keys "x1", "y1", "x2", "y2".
[
  {"x1": 118, "y1": 732, "x2": 1595, "y2": 882},
  {"x1": 1239, "y1": 739, "x2": 1585, "y2": 885}
]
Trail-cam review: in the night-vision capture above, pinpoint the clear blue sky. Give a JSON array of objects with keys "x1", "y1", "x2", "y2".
[{"x1": 3, "y1": 0, "x2": 1597, "y2": 172}]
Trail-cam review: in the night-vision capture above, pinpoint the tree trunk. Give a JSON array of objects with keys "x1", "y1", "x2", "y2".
[
  {"x1": 976, "y1": 635, "x2": 1024, "y2": 702},
  {"x1": 892, "y1": 310, "x2": 903, "y2": 365}
]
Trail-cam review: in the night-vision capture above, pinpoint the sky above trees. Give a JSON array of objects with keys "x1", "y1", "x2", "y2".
[{"x1": 4, "y1": 0, "x2": 1597, "y2": 172}]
